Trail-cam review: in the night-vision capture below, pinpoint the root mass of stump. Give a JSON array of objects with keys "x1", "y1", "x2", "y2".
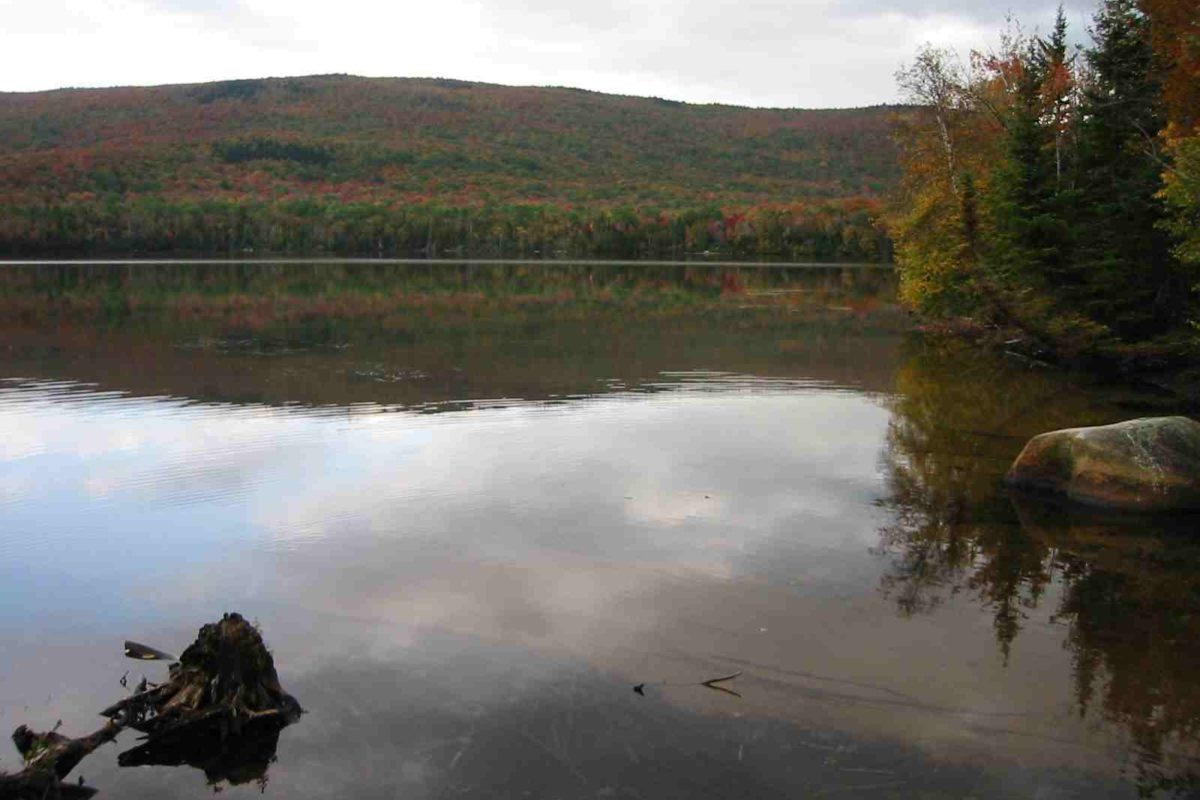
[
  {"x1": 101, "y1": 612, "x2": 301, "y2": 743},
  {"x1": 2, "y1": 612, "x2": 300, "y2": 799}
]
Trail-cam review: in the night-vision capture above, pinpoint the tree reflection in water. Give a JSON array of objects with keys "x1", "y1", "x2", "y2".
[{"x1": 876, "y1": 339, "x2": 1200, "y2": 796}]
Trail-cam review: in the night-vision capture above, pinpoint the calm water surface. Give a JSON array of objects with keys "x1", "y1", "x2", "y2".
[{"x1": 1, "y1": 262, "x2": 1198, "y2": 798}]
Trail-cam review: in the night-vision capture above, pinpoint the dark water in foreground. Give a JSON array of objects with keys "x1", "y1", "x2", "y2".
[{"x1": 1, "y1": 261, "x2": 1198, "y2": 799}]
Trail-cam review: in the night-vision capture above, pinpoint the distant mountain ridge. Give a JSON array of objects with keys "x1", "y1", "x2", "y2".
[{"x1": 0, "y1": 75, "x2": 902, "y2": 258}]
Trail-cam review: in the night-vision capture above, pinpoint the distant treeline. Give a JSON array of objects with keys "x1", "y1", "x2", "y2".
[
  {"x1": 0, "y1": 198, "x2": 890, "y2": 261},
  {"x1": 0, "y1": 75, "x2": 901, "y2": 259}
]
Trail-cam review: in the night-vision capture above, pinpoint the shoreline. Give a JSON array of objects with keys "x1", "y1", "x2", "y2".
[{"x1": 914, "y1": 318, "x2": 1200, "y2": 407}]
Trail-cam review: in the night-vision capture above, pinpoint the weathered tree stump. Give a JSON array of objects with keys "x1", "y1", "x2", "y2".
[
  {"x1": 101, "y1": 612, "x2": 301, "y2": 743},
  {"x1": 2, "y1": 613, "x2": 299, "y2": 799}
]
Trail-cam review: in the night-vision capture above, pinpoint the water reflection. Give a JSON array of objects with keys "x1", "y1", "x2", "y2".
[
  {"x1": 0, "y1": 261, "x2": 901, "y2": 410},
  {"x1": 118, "y1": 724, "x2": 281, "y2": 791},
  {"x1": 877, "y1": 339, "x2": 1200, "y2": 795},
  {"x1": 1, "y1": 262, "x2": 1197, "y2": 798}
]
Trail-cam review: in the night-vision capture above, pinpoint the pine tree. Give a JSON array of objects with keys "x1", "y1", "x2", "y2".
[
  {"x1": 986, "y1": 35, "x2": 1071, "y2": 293},
  {"x1": 970, "y1": 10, "x2": 1081, "y2": 339},
  {"x1": 1073, "y1": 0, "x2": 1175, "y2": 335},
  {"x1": 1039, "y1": 7, "x2": 1078, "y2": 191}
]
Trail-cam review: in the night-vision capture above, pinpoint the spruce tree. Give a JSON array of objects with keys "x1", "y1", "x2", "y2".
[
  {"x1": 1073, "y1": 0, "x2": 1174, "y2": 336},
  {"x1": 984, "y1": 12, "x2": 1073, "y2": 316},
  {"x1": 1039, "y1": 6, "x2": 1075, "y2": 192}
]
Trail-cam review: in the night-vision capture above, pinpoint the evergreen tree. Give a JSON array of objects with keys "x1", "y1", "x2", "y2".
[
  {"x1": 1039, "y1": 6, "x2": 1078, "y2": 191},
  {"x1": 985, "y1": 30, "x2": 1072, "y2": 296},
  {"x1": 1073, "y1": 0, "x2": 1174, "y2": 335}
]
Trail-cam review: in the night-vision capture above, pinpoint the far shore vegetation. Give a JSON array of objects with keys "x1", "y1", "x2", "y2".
[{"x1": 0, "y1": 79, "x2": 895, "y2": 261}]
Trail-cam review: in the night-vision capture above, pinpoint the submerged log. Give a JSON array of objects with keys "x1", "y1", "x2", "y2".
[
  {"x1": 101, "y1": 612, "x2": 301, "y2": 743},
  {"x1": 0, "y1": 721, "x2": 118, "y2": 799}
]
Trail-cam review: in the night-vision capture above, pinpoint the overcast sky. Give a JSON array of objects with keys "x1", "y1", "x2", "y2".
[{"x1": 1, "y1": 0, "x2": 1095, "y2": 108}]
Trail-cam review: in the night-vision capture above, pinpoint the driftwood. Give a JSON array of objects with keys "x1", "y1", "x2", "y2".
[
  {"x1": 2, "y1": 612, "x2": 300, "y2": 799},
  {"x1": 0, "y1": 721, "x2": 119, "y2": 799}
]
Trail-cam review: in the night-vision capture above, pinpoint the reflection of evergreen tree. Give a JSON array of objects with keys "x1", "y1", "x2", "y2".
[
  {"x1": 878, "y1": 340, "x2": 1200, "y2": 794},
  {"x1": 1038, "y1": 519, "x2": 1200, "y2": 794},
  {"x1": 876, "y1": 339, "x2": 1079, "y2": 657}
]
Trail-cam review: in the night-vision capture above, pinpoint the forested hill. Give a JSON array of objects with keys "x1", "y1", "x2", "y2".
[{"x1": 0, "y1": 75, "x2": 901, "y2": 259}]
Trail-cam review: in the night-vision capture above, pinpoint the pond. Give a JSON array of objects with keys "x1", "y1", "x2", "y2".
[{"x1": 0, "y1": 260, "x2": 1197, "y2": 798}]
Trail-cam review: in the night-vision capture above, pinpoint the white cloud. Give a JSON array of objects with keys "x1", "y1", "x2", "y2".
[{"x1": 0, "y1": 0, "x2": 1090, "y2": 106}]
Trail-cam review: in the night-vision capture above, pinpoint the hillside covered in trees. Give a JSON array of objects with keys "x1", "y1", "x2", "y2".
[
  {"x1": 886, "y1": 0, "x2": 1199, "y2": 366},
  {"x1": 0, "y1": 76, "x2": 900, "y2": 259}
]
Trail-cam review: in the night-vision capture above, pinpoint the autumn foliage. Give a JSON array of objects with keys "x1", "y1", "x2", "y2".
[
  {"x1": 886, "y1": 1, "x2": 1200, "y2": 356},
  {"x1": 0, "y1": 76, "x2": 899, "y2": 260}
]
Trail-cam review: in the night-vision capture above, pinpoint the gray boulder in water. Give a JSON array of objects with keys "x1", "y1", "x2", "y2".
[{"x1": 1005, "y1": 416, "x2": 1200, "y2": 511}]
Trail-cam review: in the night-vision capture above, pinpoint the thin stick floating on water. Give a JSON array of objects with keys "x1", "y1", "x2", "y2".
[{"x1": 633, "y1": 671, "x2": 744, "y2": 698}]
